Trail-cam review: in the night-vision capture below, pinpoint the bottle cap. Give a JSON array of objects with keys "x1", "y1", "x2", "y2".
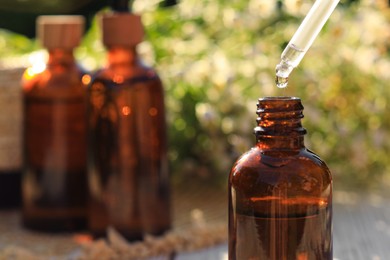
[
  {"x1": 101, "y1": 13, "x2": 144, "y2": 47},
  {"x1": 37, "y1": 15, "x2": 85, "y2": 49}
]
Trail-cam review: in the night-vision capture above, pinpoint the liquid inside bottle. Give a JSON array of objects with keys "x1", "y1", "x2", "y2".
[
  {"x1": 234, "y1": 197, "x2": 331, "y2": 260},
  {"x1": 228, "y1": 97, "x2": 332, "y2": 260},
  {"x1": 88, "y1": 71, "x2": 170, "y2": 240}
]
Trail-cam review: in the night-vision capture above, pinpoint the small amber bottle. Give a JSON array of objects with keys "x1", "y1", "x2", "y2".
[
  {"x1": 228, "y1": 97, "x2": 332, "y2": 260},
  {"x1": 22, "y1": 16, "x2": 88, "y2": 231},
  {"x1": 87, "y1": 13, "x2": 171, "y2": 241}
]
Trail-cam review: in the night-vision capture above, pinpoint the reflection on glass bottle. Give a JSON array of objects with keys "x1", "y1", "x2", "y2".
[
  {"x1": 88, "y1": 13, "x2": 171, "y2": 241},
  {"x1": 22, "y1": 16, "x2": 88, "y2": 231},
  {"x1": 228, "y1": 97, "x2": 332, "y2": 260}
]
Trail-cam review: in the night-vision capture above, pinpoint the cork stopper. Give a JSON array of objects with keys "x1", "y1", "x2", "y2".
[
  {"x1": 101, "y1": 13, "x2": 144, "y2": 47},
  {"x1": 37, "y1": 15, "x2": 85, "y2": 49}
]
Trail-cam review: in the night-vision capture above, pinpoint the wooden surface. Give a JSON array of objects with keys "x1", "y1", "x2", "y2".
[
  {"x1": 179, "y1": 191, "x2": 390, "y2": 260},
  {"x1": 332, "y1": 192, "x2": 390, "y2": 260},
  {"x1": 0, "y1": 188, "x2": 389, "y2": 259},
  {"x1": 0, "y1": 183, "x2": 228, "y2": 259}
]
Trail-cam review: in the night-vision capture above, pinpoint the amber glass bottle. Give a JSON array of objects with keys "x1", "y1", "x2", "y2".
[
  {"x1": 22, "y1": 16, "x2": 88, "y2": 231},
  {"x1": 228, "y1": 97, "x2": 332, "y2": 260},
  {"x1": 87, "y1": 13, "x2": 171, "y2": 241}
]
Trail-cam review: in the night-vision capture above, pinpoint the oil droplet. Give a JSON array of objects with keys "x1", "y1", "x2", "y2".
[{"x1": 275, "y1": 76, "x2": 288, "y2": 88}]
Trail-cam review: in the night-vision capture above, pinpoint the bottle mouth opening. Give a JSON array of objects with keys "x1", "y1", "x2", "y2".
[
  {"x1": 259, "y1": 96, "x2": 300, "y2": 102},
  {"x1": 257, "y1": 96, "x2": 303, "y2": 113}
]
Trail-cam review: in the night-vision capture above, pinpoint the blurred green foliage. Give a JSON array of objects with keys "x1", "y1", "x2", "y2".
[
  {"x1": 1, "y1": 0, "x2": 390, "y2": 191},
  {"x1": 0, "y1": 0, "x2": 177, "y2": 37}
]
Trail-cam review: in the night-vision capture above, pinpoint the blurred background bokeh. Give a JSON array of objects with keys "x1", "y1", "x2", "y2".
[{"x1": 1, "y1": 0, "x2": 390, "y2": 192}]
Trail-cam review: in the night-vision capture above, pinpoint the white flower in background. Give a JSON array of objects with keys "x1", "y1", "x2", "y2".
[
  {"x1": 356, "y1": 8, "x2": 390, "y2": 46},
  {"x1": 248, "y1": 0, "x2": 276, "y2": 18},
  {"x1": 284, "y1": 0, "x2": 301, "y2": 15},
  {"x1": 258, "y1": 72, "x2": 276, "y2": 96},
  {"x1": 196, "y1": 103, "x2": 219, "y2": 128},
  {"x1": 203, "y1": 1, "x2": 220, "y2": 24},
  {"x1": 223, "y1": 8, "x2": 239, "y2": 28},
  {"x1": 375, "y1": 59, "x2": 390, "y2": 80},
  {"x1": 353, "y1": 46, "x2": 378, "y2": 73},
  {"x1": 285, "y1": 0, "x2": 315, "y2": 16},
  {"x1": 133, "y1": 0, "x2": 160, "y2": 12},
  {"x1": 174, "y1": 34, "x2": 210, "y2": 56},
  {"x1": 184, "y1": 59, "x2": 211, "y2": 86},
  {"x1": 178, "y1": 0, "x2": 204, "y2": 19},
  {"x1": 182, "y1": 22, "x2": 198, "y2": 38},
  {"x1": 335, "y1": 6, "x2": 390, "y2": 76},
  {"x1": 211, "y1": 50, "x2": 233, "y2": 87},
  {"x1": 237, "y1": 60, "x2": 257, "y2": 79},
  {"x1": 138, "y1": 41, "x2": 156, "y2": 66}
]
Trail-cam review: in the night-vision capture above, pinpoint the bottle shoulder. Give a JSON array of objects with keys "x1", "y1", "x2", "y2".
[
  {"x1": 90, "y1": 66, "x2": 163, "y2": 92},
  {"x1": 93, "y1": 62, "x2": 160, "y2": 81},
  {"x1": 229, "y1": 146, "x2": 332, "y2": 190},
  {"x1": 22, "y1": 65, "x2": 86, "y2": 87},
  {"x1": 231, "y1": 146, "x2": 329, "y2": 170},
  {"x1": 22, "y1": 66, "x2": 87, "y2": 98}
]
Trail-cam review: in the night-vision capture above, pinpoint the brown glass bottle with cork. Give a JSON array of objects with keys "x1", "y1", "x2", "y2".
[
  {"x1": 87, "y1": 12, "x2": 171, "y2": 241},
  {"x1": 22, "y1": 16, "x2": 88, "y2": 231},
  {"x1": 228, "y1": 97, "x2": 332, "y2": 260}
]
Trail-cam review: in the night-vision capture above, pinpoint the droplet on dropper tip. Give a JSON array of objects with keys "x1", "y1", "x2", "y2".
[{"x1": 275, "y1": 75, "x2": 288, "y2": 88}]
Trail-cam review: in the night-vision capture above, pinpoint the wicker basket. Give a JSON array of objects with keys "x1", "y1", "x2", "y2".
[{"x1": 0, "y1": 68, "x2": 24, "y2": 171}]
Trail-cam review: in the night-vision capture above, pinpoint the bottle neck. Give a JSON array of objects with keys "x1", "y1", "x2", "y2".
[
  {"x1": 107, "y1": 46, "x2": 139, "y2": 68},
  {"x1": 256, "y1": 135, "x2": 305, "y2": 150},
  {"x1": 47, "y1": 48, "x2": 76, "y2": 71},
  {"x1": 255, "y1": 97, "x2": 307, "y2": 151}
]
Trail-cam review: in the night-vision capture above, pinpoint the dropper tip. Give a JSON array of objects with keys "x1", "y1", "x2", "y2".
[
  {"x1": 275, "y1": 61, "x2": 291, "y2": 88},
  {"x1": 275, "y1": 75, "x2": 288, "y2": 88}
]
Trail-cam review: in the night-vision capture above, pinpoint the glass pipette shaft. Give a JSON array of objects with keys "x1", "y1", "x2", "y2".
[{"x1": 276, "y1": 0, "x2": 340, "y2": 86}]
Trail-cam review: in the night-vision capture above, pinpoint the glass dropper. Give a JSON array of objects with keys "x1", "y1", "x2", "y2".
[{"x1": 275, "y1": 0, "x2": 340, "y2": 88}]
